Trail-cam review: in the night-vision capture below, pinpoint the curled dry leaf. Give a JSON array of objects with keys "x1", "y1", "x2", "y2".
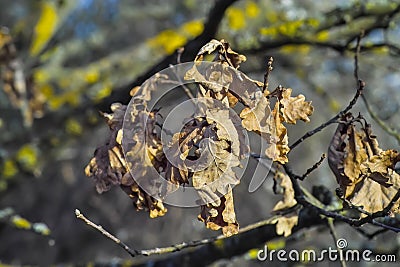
[
  {"x1": 85, "y1": 103, "x2": 167, "y2": 218},
  {"x1": 272, "y1": 171, "x2": 297, "y2": 211},
  {"x1": 198, "y1": 189, "x2": 239, "y2": 237},
  {"x1": 280, "y1": 88, "x2": 314, "y2": 124},
  {"x1": 271, "y1": 214, "x2": 298, "y2": 237},
  {"x1": 194, "y1": 39, "x2": 246, "y2": 69},
  {"x1": 185, "y1": 39, "x2": 262, "y2": 108},
  {"x1": 270, "y1": 170, "x2": 298, "y2": 237},
  {"x1": 239, "y1": 85, "x2": 313, "y2": 163},
  {"x1": 328, "y1": 114, "x2": 400, "y2": 215},
  {"x1": 265, "y1": 102, "x2": 290, "y2": 163}
]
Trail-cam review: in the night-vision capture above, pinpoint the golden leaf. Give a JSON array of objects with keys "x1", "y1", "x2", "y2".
[
  {"x1": 240, "y1": 92, "x2": 272, "y2": 138},
  {"x1": 192, "y1": 138, "x2": 241, "y2": 203},
  {"x1": 265, "y1": 102, "x2": 289, "y2": 163},
  {"x1": 347, "y1": 173, "x2": 400, "y2": 215},
  {"x1": 280, "y1": 88, "x2": 314, "y2": 124},
  {"x1": 198, "y1": 190, "x2": 239, "y2": 237},
  {"x1": 272, "y1": 171, "x2": 297, "y2": 211},
  {"x1": 343, "y1": 125, "x2": 368, "y2": 195},
  {"x1": 271, "y1": 214, "x2": 298, "y2": 237},
  {"x1": 271, "y1": 170, "x2": 298, "y2": 237}
]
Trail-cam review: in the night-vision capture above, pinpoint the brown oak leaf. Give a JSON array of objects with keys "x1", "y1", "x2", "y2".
[
  {"x1": 328, "y1": 115, "x2": 400, "y2": 215},
  {"x1": 270, "y1": 214, "x2": 298, "y2": 237},
  {"x1": 272, "y1": 171, "x2": 297, "y2": 211},
  {"x1": 270, "y1": 170, "x2": 298, "y2": 237},
  {"x1": 85, "y1": 87, "x2": 167, "y2": 218},
  {"x1": 280, "y1": 88, "x2": 314, "y2": 124},
  {"x1": 198, "y1": 189, "x2": 239, "y2": 237}
]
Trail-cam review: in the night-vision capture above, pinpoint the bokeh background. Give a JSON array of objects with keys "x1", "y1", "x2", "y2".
[{"x1": 1, "y1": 0, "x2": 400, "y2": 266}]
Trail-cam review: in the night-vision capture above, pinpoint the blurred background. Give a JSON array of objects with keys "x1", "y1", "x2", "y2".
[{"x1": 0, "y1": 0, "x2": 400, "y2": 266}]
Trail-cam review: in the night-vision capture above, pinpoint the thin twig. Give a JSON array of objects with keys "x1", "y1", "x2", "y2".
[
  {"x1": 299, "y1": 153, "x2": 326, "y2": 180},
  {"x1": 361, "y1": 95, "x2": 400, "y2": 145},
  {"x1": 353, "y1": 31, "x2": 364, "y2": 83},
  {"x1": 280, "y1": 154, "x2": 326, "y2": 182},
  {"x1": 327, "y1": 218, "x2": 347, "y2": 267},
  {"x1": 289, "y1": 80, "x2": 365, "y2": 150},
  {"x1": 139, "y1": 216, "x2": 282, "y2": 256},
  {"x1": 262, "y1": 57, "x2": 273, "y2": 93},
  {"x1": 173, "y1": 47, "x2": 195, "y2": 100},
  {"x1": 75, "y1": 208, "x2": 284, "y2": 257},
  {"x1": 340, "y1": 197, "x2": 372, "y2": 217},
  {"x1": 371, "y1": 219, "x2": 400, "y2": 232},
  {"x1": 75, "y1": 209, "x2": 139, "y2": 257}
]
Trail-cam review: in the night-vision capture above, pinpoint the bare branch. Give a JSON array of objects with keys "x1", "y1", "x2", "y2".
[
  {"x1": 262, "y1": 56, "x2": 274, "y2": 93},
  {"x1": 75, "y1": 209, "x2": 139, "y2": 257},
  {"x1": 327, "y1": 218, "x2": 347, "y2": 267},
  {"x1": 299, "y1": 153, "x2": 326, "y2": 181}
]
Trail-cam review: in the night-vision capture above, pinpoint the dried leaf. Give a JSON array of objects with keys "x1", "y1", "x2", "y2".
[
  {"x1": 240, "y1": 86, "x2": 313, "y2": 164},
  {"x1": 240, "y1": 91, "x2": 272, "y2": 138},
  {"x1": 85, "y1": 39, "x2": 315, "y2": 236},
  {"x1": 271, "y1": 214, "x2": 298, "y2": 237},
  {"x1": 265, "y1": 102, "x2": 289, "y2": 163},
  {"x1": 198, "y1": 190, "x2": 239, "y2": 237},
  {"x1": 270, "y1": 170, "x2": 298, "y2": 237},
  {"x1": 192, "y1": 138, "x2": 241, "y2": 204},
  {"x1": 347, "y1": 173, "x2": 400, "y2": 215},
  {"x1": 328, "y1": 114, "x2": 353, "y2": 188},
  {"x1": 194, "y1": 39, "x2": 246, "y2": 68},
  {"x1": 280, "y1": 88, "x2": 314, "y2": 124},
  {"x1": 185, "y1": 39, "x2": 261, "y2": 109},
  {"x1": 342, "y1": 124, "x2": 368, "y2": 193},
  {"x1": 85, "y1": 102, "x2": 167, "y2": 218},
  {"x1": 328, "y1": 115, "x2": 400, "y2": 215},
  {"x1": 272, "y1": 171, "x2": 297, "y2": 211}
]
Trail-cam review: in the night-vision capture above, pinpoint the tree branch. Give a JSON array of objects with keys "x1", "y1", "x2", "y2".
[
  {"x1": 75, "y1": 209, "x2": 138, "y2": 257},
  {"x1": 75, "y1": 207, "x2": 326, "y2": 266}
]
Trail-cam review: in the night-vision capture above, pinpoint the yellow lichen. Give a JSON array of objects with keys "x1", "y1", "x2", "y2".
[
  {"x1": 2, "y1": 159, "x2": 18, "y2": 178},
  {"x1": 226, "y1": 7, "x2": 246, "y2": 30},
  {"x1": 33, "y1": 69, "x2": 50, "y2": 83},
  {"x1": 38, "y1": 84, "x2": 54, "y2": 98},
  {"x1": 266, "y1": 239, "x2": 286, "y2": 250},
  {"x1": 245, "y1": 1, "x2": 260, "y2": 18},
  {"x1": 181, "y1": 20, "x2": 204, "y2": 37},
  {"x1": 85, "y1": 69, "x2": 100, "y2": 84},
  {"x1": 280, "y1": 44, "x2": 310, "y2": 54},
  {"x1": 16, "y1": 144, "x2": 38, "y2": 171},
  {"x1": 316, "y1": 30, "x2": 329, "y2": 41},
  {"x1": 93, "y1": 84, "x2": 112, "y2": 102},
  {"x1": 65, "y1": 118, "x2": 82, "y2": 136},
  {"x1": 30, "y1": 2, "x2": 59, "y2": 56},
  {"x1": 48, "y1": 96, "x2": 64, "y2": 110},
  {"x1": 147, "y1": 30, "x2": 187, "y2": 54},
  {"x1": 11, "y1": 215, "x2": 31, "y2": 230}
]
